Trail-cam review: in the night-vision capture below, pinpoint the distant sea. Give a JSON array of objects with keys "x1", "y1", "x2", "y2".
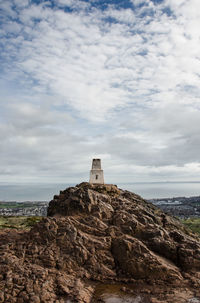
[{"x1": 0, "y1": 182, "x2": 200, "y2": 202}]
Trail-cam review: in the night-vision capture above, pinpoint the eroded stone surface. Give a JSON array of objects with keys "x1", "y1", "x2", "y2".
[{"x1": 0, "y1": 182, "x2": 200, "y2": 302}]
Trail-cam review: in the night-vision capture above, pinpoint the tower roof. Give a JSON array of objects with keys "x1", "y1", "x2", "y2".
[{"x1": 91, "y1": 159, "x2": 101, "y2": 170}]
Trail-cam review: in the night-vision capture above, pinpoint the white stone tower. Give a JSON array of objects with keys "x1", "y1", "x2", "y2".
[{"x1": 89, "y1": 159, "x2": 104, "y2": 184}]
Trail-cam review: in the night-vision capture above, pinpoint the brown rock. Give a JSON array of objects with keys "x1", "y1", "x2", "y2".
[
  {"x1": 0, "y1": 182, "x2": 199, "y2": 303},
  {"x1": 29, "y1": 295, "x2": 40, "y2": 303}
]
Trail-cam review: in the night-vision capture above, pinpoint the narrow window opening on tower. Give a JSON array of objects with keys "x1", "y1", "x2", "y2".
[{"x1": 96, "y1": 175, "x2": 98, "y2": 180}]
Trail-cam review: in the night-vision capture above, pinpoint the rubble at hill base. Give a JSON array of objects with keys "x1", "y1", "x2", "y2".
[{"x1": 0, "y1": 182, "x2": 200, "y2": 303}]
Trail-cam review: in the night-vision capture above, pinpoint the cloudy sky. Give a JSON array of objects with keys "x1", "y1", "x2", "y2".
[{"x1": 0, "y1": 0, "x2": 200, "y2": 184}]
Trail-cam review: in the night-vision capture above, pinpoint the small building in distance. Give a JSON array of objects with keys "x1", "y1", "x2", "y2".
[{"x1": 89, "y1": 159, "x2": 104, "y2": 184}]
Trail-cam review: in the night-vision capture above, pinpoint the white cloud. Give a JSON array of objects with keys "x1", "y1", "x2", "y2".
[
  {"x1": 0, "y1": 0, "x2": 200, "y2": 185},
  {"x1": 57, "y1": 0, "x2": 91, "y2": 10}
]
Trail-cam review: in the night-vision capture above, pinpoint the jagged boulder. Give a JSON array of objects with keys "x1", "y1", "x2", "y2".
[
  {"x1": 47, "y1": 183, "x2": 119, "y2": 218},
  {"x1": 0, "y1": 182, "x2": 200, "y2": 303}
]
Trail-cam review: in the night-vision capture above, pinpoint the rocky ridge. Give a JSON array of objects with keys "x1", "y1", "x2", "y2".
[{"x1": 0, "y1": 182, "x2": 200, "y2": 303}]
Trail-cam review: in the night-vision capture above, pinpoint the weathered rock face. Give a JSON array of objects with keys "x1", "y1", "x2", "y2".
[{"x1": 0, "y1": 182, "x2": 200, "y2": 303}]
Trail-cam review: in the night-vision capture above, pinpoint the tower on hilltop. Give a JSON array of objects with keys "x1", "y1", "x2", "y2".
[{"x1": 89, "y1": 159, "x2": 104, "y2": 184}]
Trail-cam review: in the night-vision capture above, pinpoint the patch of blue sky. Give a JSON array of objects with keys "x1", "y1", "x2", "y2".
[
  {"x1": 102, "y1": 16, "x2": 119, "y2": 25},
  {"x1": 0, "y1": 11, "x2": 20, "y2": 33},
  {"x1": 161, "y1": 6, "x2": 174, "y2": 17},
  {"x1": 137, "y1": 49, "x2": 148, "y2": 56},
  {"x1": 50, "y1": 0, "x2": 85, "y2": 12},
  {"x1": 81, "y1": 0, "x2": 134, "y2": 11},
  {"x1": 55, "y1": 3, "x2": 74, "y2": 13},
  {"x1": 30, "y1": 0, "x2": 46, "y2": 5},
  {"x1": 53, "y1": 0, "x2": 135, "y2": 15},
  {"x1": 150, "y1": 0, "x2": 164, "y2": 4},
  {"x1": 138, "y1": 7, "x2": 156, "y2": 19},
  {"x1": 0, "y1": 12, "x2": 13, "y2": 26},
  {"x1": 27, "y1": 77, "x2": 46, "y2": 90},
  {"x1": 148, "y1": 1, "x2": 175, "y2": 18},
  {"x1": 127, "y1": 28, "x2": 146, "y2": 38}
]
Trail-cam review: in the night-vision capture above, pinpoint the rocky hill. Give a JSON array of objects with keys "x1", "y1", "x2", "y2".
[{"x1": 0, "y1": 182, "x2": 200, "y2": 303}]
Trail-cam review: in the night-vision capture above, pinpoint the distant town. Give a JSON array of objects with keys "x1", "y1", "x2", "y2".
[
  {"x1": 149, "y1": 196, "x2": 200, "y2": 218},
  {"x1": 0, "y1": 196, "x2": 200, "y2": 218},
  {"x1": 0, "y1": 201, "x2": 48, "y2": 216}
]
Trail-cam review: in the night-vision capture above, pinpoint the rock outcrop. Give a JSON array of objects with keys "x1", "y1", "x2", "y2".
[{"x1": 0, "y1": 182, "x2": 200, "y2": 303}]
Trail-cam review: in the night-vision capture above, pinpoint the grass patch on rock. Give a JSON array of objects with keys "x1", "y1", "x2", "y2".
[
  {"x1": 182, "y1": 217, "x2": 200, "y2": 235},
  {"x1": 0, "y1": 216, "x2": 43, "y2": 230}
]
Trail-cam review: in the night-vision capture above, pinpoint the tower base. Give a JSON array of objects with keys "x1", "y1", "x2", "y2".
[{"x1": 89, "y1": 169, "x2": 104, "y2": 184}]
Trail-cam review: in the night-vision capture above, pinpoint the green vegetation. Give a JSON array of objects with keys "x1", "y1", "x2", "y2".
[
  {"x1": 0, "y1": 202, "x2": 22, "y2": 208},
  {"x1": 0, "y1": 216, "x2": 43, "y2": 230},
  {"x1": 0, "y1": 201, "x2": 46, "y2": 209},
  {"x1": 182, "y1": 217, "x2": 200, "y2": 235}
]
